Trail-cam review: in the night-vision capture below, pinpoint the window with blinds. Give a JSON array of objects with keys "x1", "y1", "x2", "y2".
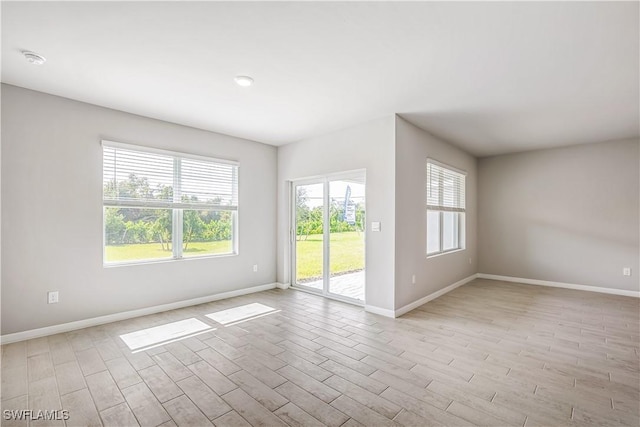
[
  {"x1": 102, "y1": 141, "x2": 238, "y2": 264},
  {"x1": 426, "y1": 160, "x2": 466, "y2": 256}
]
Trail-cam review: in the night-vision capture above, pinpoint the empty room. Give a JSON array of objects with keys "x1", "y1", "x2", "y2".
[{"x1": 1, "y1": 2, "x2": 638, "y2": 427}]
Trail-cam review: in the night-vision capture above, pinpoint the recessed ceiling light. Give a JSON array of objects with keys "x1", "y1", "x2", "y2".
[
  {"x1": 22, "y1": 50, "x2": 46, "y2": 65},
  {"x1": 234, "y1": 75, "x2": 254, "y2": 87}
]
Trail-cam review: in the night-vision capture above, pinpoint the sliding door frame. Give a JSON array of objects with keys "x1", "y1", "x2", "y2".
[{"x1": 290, "y1": 169, "x2": 366, "y2": 306}]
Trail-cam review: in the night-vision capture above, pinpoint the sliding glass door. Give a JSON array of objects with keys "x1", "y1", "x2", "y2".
[
  {"x1": 293, "y1": 182, "x2": 325, "y2": 293},
  {"x1": 328, "y1": 177, "x2": 365, "y2": 300},
  {"x1": 292, "y1": 172, "x2": 365, "y2": 303}
]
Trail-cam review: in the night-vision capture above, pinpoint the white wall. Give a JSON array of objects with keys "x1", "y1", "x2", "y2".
[
  {"x1": 4, "y1": 82, "x2": 635, "y2": 337},
  {"x1": 277, "y1": 117, "x2": 396, "y2": 312},
  {"x1": 394, "y1": 116, "x2": 478, "y2": 310},
  {"x1": 478, "y1": 139, "x2": 640, "y2": 292},
  {"x1": 1, "y1": 84, "x2": 277, "y2": 335},
  {"x1": 0, "y1": 85, "x2": 3, "y2": 318}
]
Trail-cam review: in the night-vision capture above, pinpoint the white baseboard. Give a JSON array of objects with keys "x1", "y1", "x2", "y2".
[
  {"x1": 276, "y1": 282, "x2": 291, "y2": 290},
  {"x1": 0, "y1": 283, "x2": 279, "y2": 345},
  {"x1": 364, "y1": 305, "x2": 396, "y2": 318},
  {"x1": 395, "y1": 274, "x2": 478, "y2": 317},
  {"x1": 477, "y1": 274, "x2": 640, "y2": 298}
]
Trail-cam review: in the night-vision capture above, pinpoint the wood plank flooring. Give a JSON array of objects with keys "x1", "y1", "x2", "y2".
[{"x1": 2, "y1": 278, "x2": 639, "y2": 426}]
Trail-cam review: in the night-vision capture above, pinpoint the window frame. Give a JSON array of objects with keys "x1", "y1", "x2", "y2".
[
  {"x1": 426, "y1": 159, "x2": 466, "y2": 257},
  {"x1": 102, "y1": 140, "x2": 239, "y2": 266}
]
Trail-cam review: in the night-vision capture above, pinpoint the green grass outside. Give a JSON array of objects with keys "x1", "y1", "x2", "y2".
[
  {"x1": 105, "y1": 240, "x2": 232, "y2": 262},
  {"x1": 296, "y1": 231, "x2": 364, "y2": 281},
  {"x1": 105, "y1": 232, "x2": 364, "y2": 277}
]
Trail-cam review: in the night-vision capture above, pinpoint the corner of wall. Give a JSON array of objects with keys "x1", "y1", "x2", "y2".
[
  {"x1": 393, "y1": 117, "x2": 478, "y2": 311},
  {"x1": 276, "y1": 116, "x2": 397, "y2": 312},
  {"x1": 476, "y1": 139, "x2": 639, "y2": 292}
]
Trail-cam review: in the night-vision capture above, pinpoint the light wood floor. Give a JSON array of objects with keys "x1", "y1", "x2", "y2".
[{"x1": 2, "y1": 279, "x2": 639, "y2": 427}]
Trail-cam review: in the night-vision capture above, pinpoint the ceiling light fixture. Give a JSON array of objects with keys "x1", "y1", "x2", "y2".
[
  {"x1": 22, "y1": 50, "x2": 46, "y2": 65},
  {"x1": 234, "y1": 75, "x2": 254, "y2": 87}
]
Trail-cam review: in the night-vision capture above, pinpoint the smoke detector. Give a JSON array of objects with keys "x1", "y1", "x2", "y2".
[{"x1": 22, "y1": 51, "x2": 46, "y2": 65}]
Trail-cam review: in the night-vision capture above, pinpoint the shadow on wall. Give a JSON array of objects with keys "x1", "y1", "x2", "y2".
[
  {"x1": 400, "y1": 110, "x2": 506, "y2": 155},
  {"x1": 400, "y1": 109, "x2": 629, "y2": 157}
]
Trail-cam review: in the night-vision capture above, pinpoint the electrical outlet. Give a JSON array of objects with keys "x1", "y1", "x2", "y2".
[
  {"x1": 48, "y1": 291, "x2": 59, "y2": 304},
  {"x1": 253, "y1": 264, "x2": 258, "y2": 272},
  {"x1": 623, "y1": 267, "x2": 631, "y2": 276},
  {"x1": 411, "y1": 274, "x2": 416, "y2": 285}
]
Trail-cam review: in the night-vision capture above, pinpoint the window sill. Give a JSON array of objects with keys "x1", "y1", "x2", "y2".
[
  {"x1": 426, "y1": 248, "x2": 465, "y2": 259},
  {"x1": 103, "y1": 252, "x2": 238, "y2": 268}
]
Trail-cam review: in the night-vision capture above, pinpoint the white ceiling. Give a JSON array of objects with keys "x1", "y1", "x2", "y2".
[{"x1": 2, "y1": 2, "x2": 638, "y2": 157}]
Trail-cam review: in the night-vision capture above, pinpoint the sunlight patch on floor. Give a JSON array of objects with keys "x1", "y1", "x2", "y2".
[
  {"x1": 206, "y1": 302, "x2": 280, "y2": 326},
  {"x1": 120, "y1": 318, "x2": 214, "y2": 352}
]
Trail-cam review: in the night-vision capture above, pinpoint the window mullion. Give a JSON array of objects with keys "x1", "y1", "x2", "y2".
[
  {"x1": 439, "y1": 211, "x2": 444, "y2": 254},
  {"x1": 173, "y1": 158, "x2": 183, "y2": 259},
  {"x1": 438, "y1": 167, "x2": 443, "y2": 254},
  {"x1": 457, "y1": 212, "x2": 461, "y2": 250}
]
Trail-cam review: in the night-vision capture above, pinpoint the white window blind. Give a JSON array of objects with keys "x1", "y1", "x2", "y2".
[
  {"x1": 103, "y1": 141, "x2": 238, "y2": 211},
  {"x1": 426, "y1": 160, "x2": 465, "y2": 212}
]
